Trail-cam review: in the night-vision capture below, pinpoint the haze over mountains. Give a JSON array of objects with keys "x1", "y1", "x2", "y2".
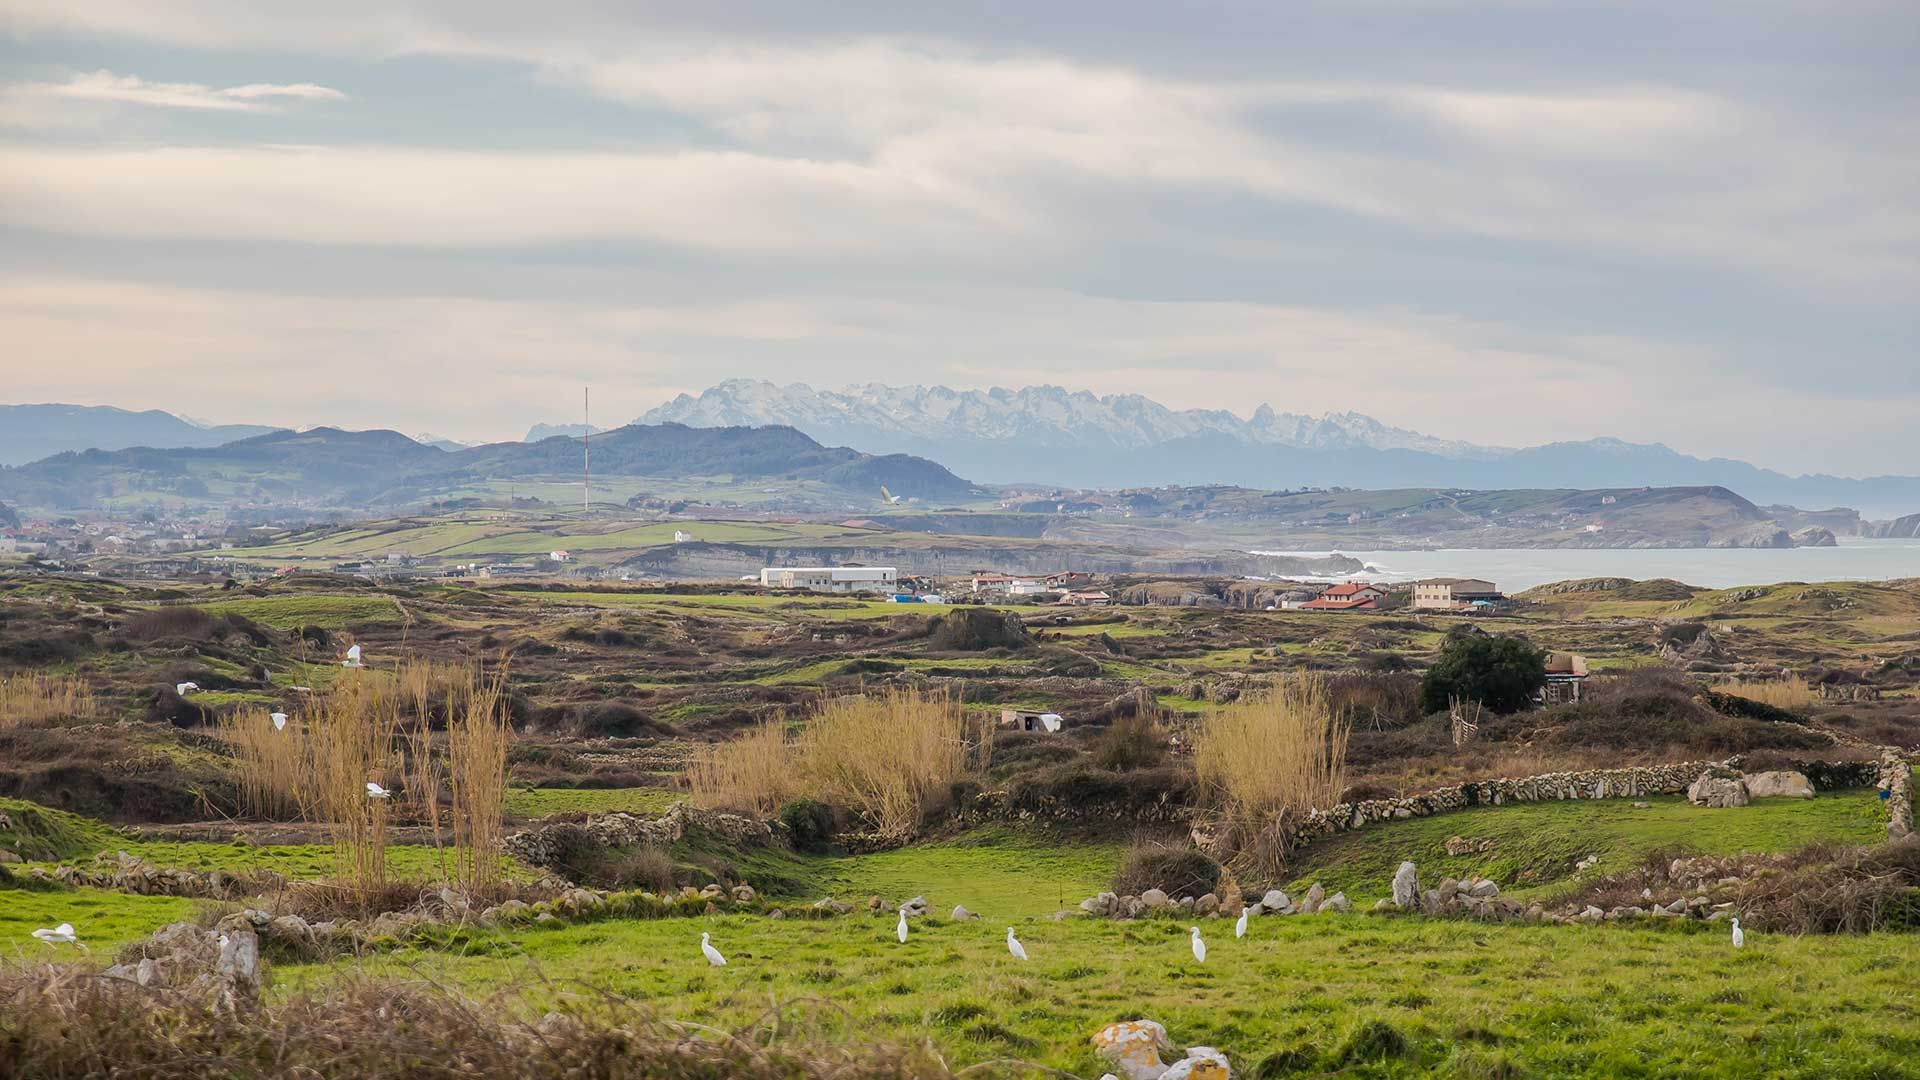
[
  {"x1": 0, "y1": 404, "x2": 281, "y2": 467},
  {"x1": 641, "y1": 381, "x2": 1920, "y2": 517}
]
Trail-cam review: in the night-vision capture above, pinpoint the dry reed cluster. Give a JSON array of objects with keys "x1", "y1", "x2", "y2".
[
  {"x1": 689, "y1": 688, "x2": 991, "y2": 838},
  {"x1": 1716, "y1": 675, "x2": 1818, "y2": 710},
  {"x1": 1194, "y1": 673, "x2": 1350, "y2": 872},
  {"x1": 0, "y1": 672, "x2": 96, "y2": 728},
  {"x1": 216, "y1": 660, "x2": 513, "y2": 901}
]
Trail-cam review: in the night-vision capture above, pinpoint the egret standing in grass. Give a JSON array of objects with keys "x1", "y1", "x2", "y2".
[
  {"x1": 1006, "y1": 927, "x2": 1028, "y2": 961},
  {"x1": 1235, "y1": 907, "x2": 1248, "y2": 939},
  {"x1": 175, "y1": 682, "x2": 198, "y2": 696},
  {"x1": 1189, "y1": 926, "x2": 1207, "y2": 963},
  {"x1": 897, "y1": 909, "x2": 909, "y2": 943},
  {"x1": 1731, "y1": 917, "x2": 1744, "y2": 948},
  {"x1": 702, "y1": 932, "x2": 726, "y2": 966},
  {"x1": 365, "y1": 781, "x2": 391, "y2": 800},
  {"x1": 270, "y1": 712, "x2": 288, "y2": 731},
  {"x1": 343, "y1": 644, "x2": 363, "y2": 669},
  {"x1": 31, "y1": 923, "x2": 81, "y2": 950}
]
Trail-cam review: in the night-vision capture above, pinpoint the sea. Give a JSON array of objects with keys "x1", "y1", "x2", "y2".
[{"x1": 1251, "y1": 537, "x2": 1920, "y2": 592}]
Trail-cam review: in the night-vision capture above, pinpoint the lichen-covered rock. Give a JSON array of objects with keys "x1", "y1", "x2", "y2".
[
  {"x1": 1745, "y1": 771, "x2": 1814, "y2": 798},
  {"x1": 1162, "y1": 1046, "x2": 1231, "y2": 1080},
  {"x1": 1093, "y1": 1019, "x2": 1176, "y2": 1080}
]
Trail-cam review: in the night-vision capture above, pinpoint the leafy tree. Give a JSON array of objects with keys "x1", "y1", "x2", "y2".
[
  {"x1": 1419, "y1": 629, "x2": 1547, "y2": 714},
  {"x1": 0, "y1": 501, "x2": 18, "y2": 529}
]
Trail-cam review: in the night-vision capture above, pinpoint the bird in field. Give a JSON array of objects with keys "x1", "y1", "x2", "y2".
[
  {"x1": 365, "y1": 782, "x2": 391, "y2": 800},
  {"x1": 897, "y1": 909, "x2": 909, "y2": 943},
  {"x1": 1006, "y1": 927, "x2": 1028, "y2": 961},
  {"x1": 1235, "y1": 907, "x2": 1249, "y2": 939},
  {"x1": 702, "y1": 932, "x2": 726, "y2": 966},
  {"x1": 1189, "y1": 926, "x2": 1207, "y2": 963},
  {"x1": 175, "y1": 682, "x2": 198, "y2": 695},
  {"x1": 31, "y1": 923, "x2": 81, "y2": 950},
  {"x1": 270, "y1": 712, "x2": 288, "y2": 731},
  {"x1": 342, "y1": 644, "x2": 363, "y2": 668},
  {"x1": 1731, "y1": 918, "x2": 1744, "y2": 948}
]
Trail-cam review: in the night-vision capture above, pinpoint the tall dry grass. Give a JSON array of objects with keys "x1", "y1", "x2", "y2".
[
  {"x1": 220, "y1": 709, "x2": 312, "y2": 821},
  {"x1": 0, "y1": 673, "x2": 96, "y2": 728},
  {"x1": 309, "y1": 672, "x2": 404, "y2": 900},
  {"x1": 688, "y1": 718, "x2": 799, "y2": 817},
  {"x1": 690, "y1": 689, "x2": 992, "y2": 839},
  {"x1": 799, "y1": 689, "x2": 988, "y2": 838},
  {"x1": 444, "y1": 666, "x2": 512, "y2": 894},
  {"x1": 1194, "y1": 673, "x2": 1350, "y2": 873},
  {"x1": 1717, "y1": 676, "x2": 1818, "y2": 710}
]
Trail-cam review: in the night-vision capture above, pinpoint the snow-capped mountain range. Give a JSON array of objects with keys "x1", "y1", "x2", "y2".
[
  {"x1": 637, "y1": 380, "x2": 1920, "y2": 516},
  {"x1": 641, "y1": 380, "x2": 1500, "y2": 459}
]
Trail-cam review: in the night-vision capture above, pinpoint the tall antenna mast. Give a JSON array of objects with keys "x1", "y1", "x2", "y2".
[{"x1": 582, "y1": 386, "x2": 591, "y2": 512}]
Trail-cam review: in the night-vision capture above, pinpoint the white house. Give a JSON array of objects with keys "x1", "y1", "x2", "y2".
[{"x1": 759, "y1": 566, "x2": 898, "y2": 594}]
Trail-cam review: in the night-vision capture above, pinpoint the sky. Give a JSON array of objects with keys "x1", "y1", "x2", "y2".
[{"x1": 1, "y1": 2, "x2": 1916, "y2": 474}]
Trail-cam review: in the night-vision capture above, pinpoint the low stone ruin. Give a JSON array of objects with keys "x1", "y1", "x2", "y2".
[
  {"x1": 104, "y1": 922, "x2": 261, "y2": 1009},
  {"x1": 1078, "y1": 882, "x2": 1349, "y2": 920},
  {"x1": 1686, "y1": 768, "x2": 1751, "y2": 808}
]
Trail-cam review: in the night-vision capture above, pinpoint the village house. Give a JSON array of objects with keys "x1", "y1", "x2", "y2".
[
  {"x1": 1412, "y1": 577, "x2": 1506, "y2": 611},
  {"x1": 1045, "y1": 571, "x2": 1095, "y2": 590},
  {"x1": 998, "y1": 709, "x2": 1064, "y2": 733},
  {"x1": 1298, "y1": 582, "x2": 1389, "y2": 611},
  {"x1": 970, "y1": 572, "x2": 1016, "y2": 593}
]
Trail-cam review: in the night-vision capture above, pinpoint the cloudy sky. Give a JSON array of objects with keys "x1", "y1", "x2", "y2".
[{"x1": 2, "y1": 2, "x2": 1915, "y2": 473}]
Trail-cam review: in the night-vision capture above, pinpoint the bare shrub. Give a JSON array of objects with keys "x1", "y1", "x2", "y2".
[
  {"x1": 1111, "y1": 838, "x2": 1221, "y2": 898},
  {"x1": 1194, "y1": 674, "x2": 1349, "y2": 873},
  {"x1": 308, "y1": 673, "x2": 403, "y2": 904},
  {"x1": 1089, "y1": 711, "x2": 1166, "y2": 771},
  {"x1": 445, "y1": 666, "x2": 512, "y2": 895},
  {"x1": 120, "y1": 605, "x2": 218, "y2": 642},
  {"x1": 0, "y1": 673, "x2": 96, "y2": 728}
]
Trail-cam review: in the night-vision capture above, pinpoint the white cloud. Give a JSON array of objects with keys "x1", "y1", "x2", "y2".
[{"x1": 5, "y1": 70, "x2": 347, "y2": 116}]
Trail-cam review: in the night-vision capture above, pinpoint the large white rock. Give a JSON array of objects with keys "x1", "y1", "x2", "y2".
[
  {"x1": 1687, "y1": 771, "x2": 1751, "y2": 808},
  {"x1": 1745, "y1": 770, "x2": 1815, "y2": 798},
  {"x1": 1162, "y1": 1047, "x2": 1231, "y2": 1080}
]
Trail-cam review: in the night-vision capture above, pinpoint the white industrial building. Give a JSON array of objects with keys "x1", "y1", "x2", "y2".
[{"x1": 759, "y1": 566, "x2": 898, "y2": 593}]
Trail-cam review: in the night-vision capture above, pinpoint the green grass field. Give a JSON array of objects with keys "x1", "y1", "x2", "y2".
[
  {"x1": 1283, "y1": 791, "x2": 1891, "y2": 899},
  {"x1": 189, "y1": 594, "x2": 407, "y2": 629},
  {"x1": 275, "y1": 903, "x2": 1917, "y2": 1078},
  {"x1": 504, "y1": 786, "x2": 683, "y2": 818}
]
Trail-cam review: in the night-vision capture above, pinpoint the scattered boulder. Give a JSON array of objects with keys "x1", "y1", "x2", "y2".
[
  {"x1": 1260, "y1": 889, "x2": 1291, "y2": 913},
  {"x1": 1300, "y1": 882, "x2": 1326, "y2": 915},
  {"x1": 1688, "y1": 769, "x2": 1752, "y2": 808},
  {"x1": 1391, "y1": 862, "x2": 1419, "y2": 910},
  {"x1": 951, "y1": 905, "x2": 978, "y2": 920},
  {"x1": 1141, "y1": 888, "x2": 1172, "y2": 911},
  {"x1": 899, "y1": 895, "x2": 929, "y2": 917},
  {"x1": 1319, "y1": 892, "x2": 1351, "y2": 914},
  {"x1": 1163, "y1": 1047, "x2": 1231, "y2": 1080},
  {"x1": 1745, "y1": 770, "x2": 1815, "y2": 799},
  {"x1": 1443, "y1": 836, "x2": 1494, "y2": 856},
  {"x1": 105, "y1": 923, "x2": 261, "y2": 1006},
  {"x1": 1194, "y1": 893, "x2": 1219, "y2": 916}
]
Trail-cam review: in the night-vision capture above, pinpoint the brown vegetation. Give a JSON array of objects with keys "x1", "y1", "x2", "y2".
[
  {"x1": 1194, "y1": 674, "x2": 1350, "y2": 872},
  {"x1": 0, "y1": 673, "x2": 95, "y2": 728},
  {"x1": 0, "y1": 967, "x2": 957, "y2": 1080}
]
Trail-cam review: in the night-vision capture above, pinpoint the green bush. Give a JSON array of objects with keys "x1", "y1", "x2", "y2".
[
  {"x1": 1419, "y1": 630, "x2": 1546, "y2": 714},
  {"x1": 778, "y1": 799, "x2": 836, "y2": 851}
]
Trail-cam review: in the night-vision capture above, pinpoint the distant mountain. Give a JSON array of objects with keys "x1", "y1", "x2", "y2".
[
  {"x1": 525, "y1": 423, "x2": 606, "y2": 442},
  {"x1": 639, "y1": 380, "x2": 1920, "y2": 517},
  {"x1": 0, "y1": 404, "x2": 282, "y2": 466},
  {"x1": 415, "y1": 433, "x2": 475, "y2": 451},
  {"x1": 0, "y1": 423, "x2": 974, "y2": 511}
]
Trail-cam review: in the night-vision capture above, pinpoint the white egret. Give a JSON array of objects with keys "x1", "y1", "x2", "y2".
[
  {"x1": 365, "y1": 781, "x2": 392, "y2": 800},
  {"x1": 1006, "y1": 927, "x2": 1028, "y2": 961},
  {"x1": 31, "y1": 923, "x2": 79, "y2": 949},
  {"x1": 897, "y1": 909, "x2": 909, "y2": 943},
  {"x1": 1731, "y1": 917, "x2": 1744, "y2": 948},
  {"x1": 175, "y1": 682, "x2": 198, "y2": 696},
  {"x1": 701, "y1": 932, "x2": 727, "y2": 966},
  {"x1": 270, "y1": 712, "x2": 288, "y2": 731},
  {"x1": 291, "y1": 685, "x2": 313, "y2": 692},
  {"x1": 1189, "y1": 926, "x2": 1207, "y2": 963},
  {"x1": 342, "y1": 644, "x2": 363, "y2": 669},
  {"x1": 1235, "y1": 907, "x2": 1248, "y2": 939}
]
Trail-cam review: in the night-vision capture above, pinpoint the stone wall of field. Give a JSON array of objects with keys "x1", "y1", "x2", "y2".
[{"x1": 1275, "y1": 756, "x2": 1888, "y2": 852}]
